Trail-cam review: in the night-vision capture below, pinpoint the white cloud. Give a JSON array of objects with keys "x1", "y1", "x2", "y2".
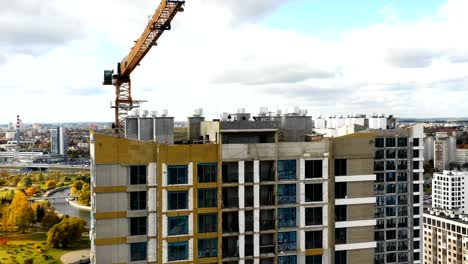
[{"x1": 1, "y1": 0, "x2": 468, "y2": 123}]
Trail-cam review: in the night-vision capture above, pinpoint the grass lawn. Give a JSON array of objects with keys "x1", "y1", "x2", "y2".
[{"x1": 0, "y1": 232, "x2": 90, "y2": 264}]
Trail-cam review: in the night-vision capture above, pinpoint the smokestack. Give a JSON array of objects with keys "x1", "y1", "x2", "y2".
[{"x1": 16, "y1": 115, "x2": 20, "y2": 146}]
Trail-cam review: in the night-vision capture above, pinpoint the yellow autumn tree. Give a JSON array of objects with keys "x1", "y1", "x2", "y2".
[
  {"x1": 1, "y1": 204, "x2": 10, "y2": 234},
  {"x1": 10, "y1": 191, "x2": 33, "y2": 233}
]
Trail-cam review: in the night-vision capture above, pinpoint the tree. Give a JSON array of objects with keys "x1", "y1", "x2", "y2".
[
  {"x1": 78, "y1": 183, "x2": 90, "y2": 206},
  {"x1": 9, "y1": 191, "x2": 33, "y2": 233},
  {"x1": 41, "y1": 209, "x2": 61, "y2": 229},
  {"x1": 1, "y1": 204, "x2": 10, "y2": 235},
  {"x1": 47, "y1": 216, "x2": 86, "y2": 248},
  {"x1": 449, "y1": 162, "x2": 461, "y2": 171},
  {"x1": 45, "y1": 180, "x2": 57, "y2": 189},
  {"x1": 0, "y1": 170, "x2": 9, "y2": 180},
  {"x1": 25, "y1": 186, "x2": 39, "y2": 197},
  {"x1": 21, "y1": 177, "x2": 32, "y2": 188}
]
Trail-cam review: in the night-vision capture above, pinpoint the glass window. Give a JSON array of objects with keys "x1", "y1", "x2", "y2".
[
  {"x1": 130, "y1": 191, "x2": 146, "y2": 210},
  {"x1": 168, "y1": 191, "x2": 188, "y2": 210},
  {"x1": 335, "y1": 205, "x2": 347, "y2": 221},
  {"x1": 386, "y1": 172, "x2": 396, "y2": 182},
  {"x1": 279, "y1": 255, "x2": 297, "y2": 264},
  {"x1": 198, "y1": 188, "x2": 217, "y2": 208},
  {"x1": 305, "y1": 207, "x2": 322, "y2": 226},
  {"x1": 198, "y1": 213, "x2": 217, "y2": 233},
  {"x1": 168, "y1": 216, "x2": 188, "y2": 236},
  {"x1": 398, "y1": 149, "x2": 408, "y2": 159},
  {"x1": 278, "y1": 184, "x2": 296, "y2": 204},
  {"x1": 130, "y1": 242, "x2": 147, "y2": 261},
  {"x1": 130, "y1": 165, "x2": 146, "y2": 185},
  {"x1": 306, "y1": 255, "x2": 322, "y2": 264},
  {"x1": 260, "y1": 161, "x2": 275, "y2": 181},
  {"x1": 335, "y1": 182, "x2": 347, "y2": 198},
  {"x1": 198, "y1": 238, "x2": 217, "y2": 258},
  {"x1": 335, "y1": 159, "x2": 347, "y2": 176},
  {"x1": 278, "y1": 231, "x2": 297, "y2": 251},
  {"x1": 168, "y1": 241, "x2": 188, "y2": 261},
  {"x1": 386, "y1": 160, "x2": 396, "y2": 170},
  {"x1": 305, "y1": 160, "x2": 323, "y2": 178},
  {"x1": 278, "y1": 160, "x2": 297, "y2": 180},
  {"x1": 130, "y1": 217, "x2": 146, "y2": 236},
  {"x1": 335, "y1": 228, "x2": 347, "y2": 244},
  {"x1": 413, "y1": 138, "x2": 420, "y2": 146},
  {"x1": 398, "y1": 160, "x2": 408, "y2": 170},
  {"x1": 168, "y1": 165, "x2": 188, "y2": 185},
  {"x1": 386, "y1": 149, "x2": 396, "y2": 159},
  {"x1": 398, "y1": 138, "x2": 408, "y2": 147},
  {"x1": 375, "y1": 149, "x2": 384, "y2": 159},
  {"x1": 386, "y1": 138, "x2": 396, "y2": 147},
  {"x1": 386, "y1": 195, "x2": 396, "y2": 205},
  {"x1": 413, "y1": 150, "x2": 420, "y2": 158},
  {"x1": 374, "y1": 161, "x2": 384, "y2": 171},
  {"x1": 278, "y1": 207, "x2": 296, "y2": 227},
  {"x1": 305, "y1": 183, "x2": 322, "y2": 202},
  {"x1": 197, "y1": 163, "x2": 217, "y2": 183},
  {"x1": 305, "y1": 230, "x2": 322, "y2": 249},
  {"x1": 335, "y1": 250, "x2": 347, "y2": 264}
]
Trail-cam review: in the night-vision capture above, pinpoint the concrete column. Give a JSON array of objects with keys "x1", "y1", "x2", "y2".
[
  {"x1": 148, "y1": 213, "x2": 157, "y2": 236},
  {"x1": 188, "y1": 162, "x2": 193, "y2": 185},
  {"x1": 239, "y1": 161, "x2": 245, "y2": 184},
  {"x1": 239, "y1": 234, "x2": 245, "y2": 260},
  {"x1": 148, "y1": 163, "x2": 157, "y2": 187},
  {"x1": 148, "y1": 238, "x2": 157, "y2": 262},
  {"x1": 299, "y1": 159, "x2": 305, "y2": 181},
  {"x1": 323, "y1": 157, "x2": 329, "y2": 179},
  {"x1": 162, "y1": 163, "x2": 167, "y2": 187}
]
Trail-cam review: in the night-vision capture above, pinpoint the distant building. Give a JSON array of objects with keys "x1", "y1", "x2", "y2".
[
  {"x1": 423, "y1": 135, "x2": 434, "y2": 161},
  {"x1": 433, "y1": 132, "x2": 457, "y2": 170},
  {"x1": 423, "y1": 209, "x2": 468, "y2": 264},
  {"x1": 432, "y1": 170, "x2": 468, "y2": 214},
  {"x1": 457, "y1": 148, "x2": 468, "y2": 165},
  {"x1": 50, "y1": 127, "x2": 68, "y2": 156}
]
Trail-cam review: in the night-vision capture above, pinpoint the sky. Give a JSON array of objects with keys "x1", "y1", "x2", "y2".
[{"x1": 1, "y1": 0, "x2": 468, "y2": 123}]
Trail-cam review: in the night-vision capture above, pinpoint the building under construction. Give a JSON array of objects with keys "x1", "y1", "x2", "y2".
[{"x1": 90, "y1": 108, "x2": 378, "y2": 264}]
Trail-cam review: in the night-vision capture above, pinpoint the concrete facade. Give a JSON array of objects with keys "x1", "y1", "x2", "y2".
[{"x1": 90, "y1": 129, "x2": 377, "y2": 264}]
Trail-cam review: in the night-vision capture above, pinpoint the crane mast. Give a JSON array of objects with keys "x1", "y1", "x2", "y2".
[{"x1": 103, "y1": 0, "x2": 185, "y2": 134}]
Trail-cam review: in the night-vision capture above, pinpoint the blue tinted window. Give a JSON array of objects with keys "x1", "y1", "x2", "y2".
[
  {"x1": 130, "y1": 242, "x2": 147, "y2": 261},
  {"x1": 278, "y1": 207, "x2": 296, "y2": 227},
  {"x1": 278, "y1": 231, "x2": 297, "y2": 252},
  {"x1": 168, "y1": 241, "x2": 188, "y2": 261},
  {"x1": 168, "y1": 165, "x2": 188, "y2": 185},
  {"x1": 198, "y1": 238, "x2": 217, "y2": 258},
  {"x1": 278, "y1": 184, "x2": 296, "y2": 204},
  {"x1": 279, "y1": 255, "x2": 297, "y2": 264},
  {"x1": 168, "y1": 216, "x2": 188, "y2": 236},
  {"x1": 278, "y1": 160, "x2": 296, "y2": 180}
]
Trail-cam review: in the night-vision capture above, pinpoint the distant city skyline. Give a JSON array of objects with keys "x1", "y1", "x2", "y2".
[{"x1": 1, "y1": 0, "x2": 467, "y2": 123}]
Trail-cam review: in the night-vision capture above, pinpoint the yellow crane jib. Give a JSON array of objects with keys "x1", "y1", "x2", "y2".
[{"x1": 103, "y1": 0, "x2": 185, "y2": 134}]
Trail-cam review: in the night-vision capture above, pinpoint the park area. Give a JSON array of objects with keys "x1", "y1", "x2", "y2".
[{"x1": 0, "y1": 169, "x2": 91, "y2": 263}]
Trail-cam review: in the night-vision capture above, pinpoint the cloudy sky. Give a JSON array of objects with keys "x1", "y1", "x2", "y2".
[{"x1": 1, "y1": 0, "x2": 467, "y2": 123}]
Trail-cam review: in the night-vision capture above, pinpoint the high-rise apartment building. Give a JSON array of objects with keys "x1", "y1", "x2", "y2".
[
  {"x1": 312, "y1": 119, "x2": 425, "y2": 264},
  {"x1": 50, "y1": 127, "x2": 67, "y2": 156},
  {"x1": 372, "y1": 126, "x2": 425, "y2": 264},
  {"x1": 423, "y1": 209, "x2": 468, "y2": 264},
  {"x1": 432, "y1": 171, "x2": 468, "y2": 214},
  {"x1": 90, "y1": 111, "x2": 378, "y2": 264}
]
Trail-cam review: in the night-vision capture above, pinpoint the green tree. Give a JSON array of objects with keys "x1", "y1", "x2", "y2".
[
  {"x1": 78, "y1": 183, "x2": 91, "y2": 206},
  {"x1": 9, "y1": 191, "x2": 33, "y2": 233},
  {"x1": 449, "y1": 162, "x2": 461, "y2": 171},
  {"x1": 47, "y1": 216, "x2": 86, "y2": 248},
  {"x1": 21, "y1": 177, "x2": 32, "y2": 187},
  {"x1": 41, "y1": 209, "x2": 61, "y2": 229}
]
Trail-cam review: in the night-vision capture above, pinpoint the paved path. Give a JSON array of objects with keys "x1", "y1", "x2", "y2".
[{"x1": 60, "y1": 249, "x2": 90, "y2": 264}]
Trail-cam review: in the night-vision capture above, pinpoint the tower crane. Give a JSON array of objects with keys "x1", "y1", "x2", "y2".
[{"x1": 103, "y1": 0, "x2": 186, "y2": 134}]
